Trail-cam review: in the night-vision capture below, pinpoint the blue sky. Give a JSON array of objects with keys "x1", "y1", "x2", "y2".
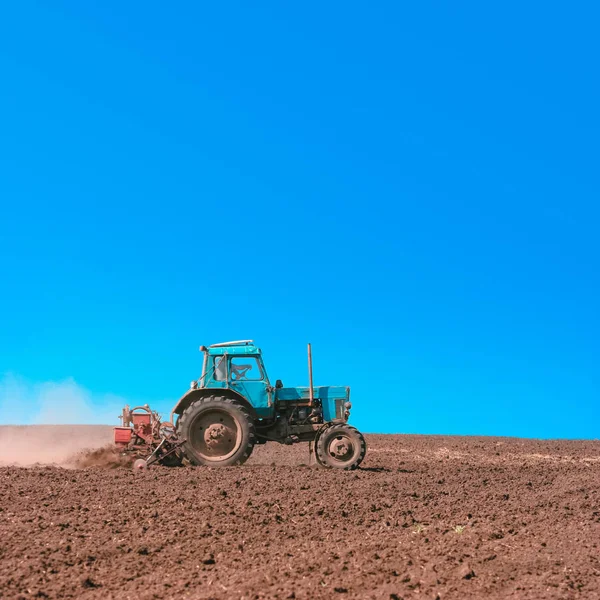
[{"x1": 0, "y1": 1, "x2": 598, "y2": 438}]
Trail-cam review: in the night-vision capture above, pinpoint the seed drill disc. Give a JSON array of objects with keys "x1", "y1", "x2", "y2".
[{"x1": 133, "y1": 458, "x2": 148, "y2": 471}]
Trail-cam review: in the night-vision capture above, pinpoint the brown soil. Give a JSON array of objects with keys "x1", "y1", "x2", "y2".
[{"x1": 1, "y1": 430, "x2": 599, "y2": 599}]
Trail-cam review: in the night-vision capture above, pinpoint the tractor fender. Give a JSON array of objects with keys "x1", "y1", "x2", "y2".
[{"x1": 170, "y1": 388, "x2": 256, "y2": 424}]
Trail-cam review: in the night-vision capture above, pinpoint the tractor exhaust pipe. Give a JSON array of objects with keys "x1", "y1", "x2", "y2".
[{"x1": 308, "y1": 343, "x2": 314, "y2": 407}]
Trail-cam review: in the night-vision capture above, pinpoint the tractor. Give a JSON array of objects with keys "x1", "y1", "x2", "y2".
[{"x1": 114, "y1": 340, "x2": 366, "y2": 470}]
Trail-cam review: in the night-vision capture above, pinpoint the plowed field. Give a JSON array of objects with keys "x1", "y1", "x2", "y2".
[{"x1": 1, "y1": 428, "x2": 599, "y2": 599}]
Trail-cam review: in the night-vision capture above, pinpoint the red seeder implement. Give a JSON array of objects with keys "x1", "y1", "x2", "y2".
[{"x1": 114, "y1": 405, "x2": 185, "y2": 470}]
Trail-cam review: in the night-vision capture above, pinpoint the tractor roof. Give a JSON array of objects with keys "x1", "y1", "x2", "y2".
[
  {"x1": 204, "y1": 340, "x2": 260, "y2": 355},
  {"x1": 209, "y1": 340, "x2": 254, "y2": 348}
]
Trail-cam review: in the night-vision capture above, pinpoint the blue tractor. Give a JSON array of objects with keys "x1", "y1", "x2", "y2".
[{"x1": 167, "y1": 340, "x2": 367, "y2": 470}]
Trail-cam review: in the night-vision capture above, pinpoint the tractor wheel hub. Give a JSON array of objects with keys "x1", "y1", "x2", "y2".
[
  {"x1": 329, "y1": 436, "x2": 352, "y2": 459},
  {"x1": 189, "y1": 407, "x2": 243, "y2": 461},
  {"x1": 205, "y1": 423, "x2": 227, "y2": 445}
]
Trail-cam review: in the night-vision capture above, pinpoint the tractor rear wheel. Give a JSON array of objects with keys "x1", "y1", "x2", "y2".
[
  {"x1": 315, "y1": 423, "x2": 366, "y2": 470},
  {"x1": 178, "y1": 396, "x2": 255, "y2": 466}
]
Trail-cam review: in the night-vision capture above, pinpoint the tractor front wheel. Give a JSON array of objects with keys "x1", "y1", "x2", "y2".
[
  {"x1": 315, "y1": 424, "x2": 366, "y2": 470},
  {"x1": 178, "y1": 396, "x2": 255, "y2": 466}
]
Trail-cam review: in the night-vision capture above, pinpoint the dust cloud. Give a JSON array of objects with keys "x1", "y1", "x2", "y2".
[
  {"x1": 0, "y1": 425, "x2": 114, "y2": 466},
  {"x1": 0, "y1": 374, "x2": 125, "y2": 426},
  {"x1": 0, "y1": 374, "x2": 128, "y2": 465},
  {"x1": 0, "y1": 374, "x2": 127, "y2": 466}
]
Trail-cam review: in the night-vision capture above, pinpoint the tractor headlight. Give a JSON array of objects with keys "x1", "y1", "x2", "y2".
[
  {"x1": 190, "y1": 380, "x2": 197, "y2": 389},
  {"x1": 344, "y1": 401, "x2": 352, "y2": 409}
]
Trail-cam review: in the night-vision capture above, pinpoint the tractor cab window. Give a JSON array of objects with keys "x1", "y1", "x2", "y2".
[
  {"x1": 230, "y1": 356, "x2": 263, "y2": 381},
  {"x1": 214, "y1": 356, "x2": 227, "y2": 381}
]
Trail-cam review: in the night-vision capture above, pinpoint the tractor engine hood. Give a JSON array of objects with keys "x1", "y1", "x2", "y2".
[
  {"x1": 276, "y1": 385, "x2": 350, "y2": 422},
  {"x1": 276, "y1": 385, "x2": 350, "y2": 402}
]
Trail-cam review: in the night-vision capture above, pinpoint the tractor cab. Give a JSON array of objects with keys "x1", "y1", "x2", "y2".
[{"x1": 197, "y1": 340, "x2": 273, "y2": 418}]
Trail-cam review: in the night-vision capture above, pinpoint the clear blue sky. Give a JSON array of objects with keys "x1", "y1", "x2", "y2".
[{"x1": 1, "y1": 1, "x2": 598, "y2": 438}]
